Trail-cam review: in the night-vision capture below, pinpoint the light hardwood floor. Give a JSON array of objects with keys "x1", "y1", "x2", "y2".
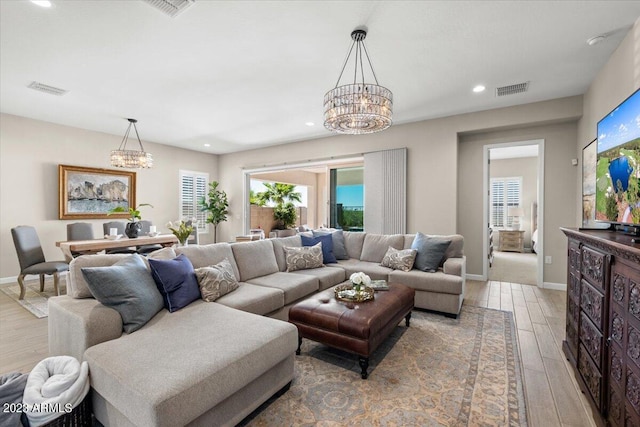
[{"x1": 0, "y1": 279, "x2": 597, "y2": 426}]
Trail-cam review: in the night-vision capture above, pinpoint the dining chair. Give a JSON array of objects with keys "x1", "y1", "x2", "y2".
[
  {"x1": 102, "y1": 221, "x2": 136, "y2": 254},
  {"x1": 11, "y1": 226, "x2": 69, "y2": 300},
  {"x1": 185, "y1": 220, "x2": 200, "y2": 245},
  {"x1": 136, "y1": 220, "x2": 163, "y2": 255},
  {"x1": 66, "y1": 222, "x2": 95, "y2": 258}
]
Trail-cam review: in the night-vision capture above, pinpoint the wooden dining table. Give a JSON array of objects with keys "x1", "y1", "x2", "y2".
[{"x1": 57, "y1": 234, "x2": 178, "y2": 259}]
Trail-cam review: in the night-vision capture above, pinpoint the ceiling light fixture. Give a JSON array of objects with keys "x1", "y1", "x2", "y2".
[
  {"x1": 204, "y1": 143, "x2": 211, "y2": 147},
  {"x1": 473, "y1": 85, "x2": 486, "y2": 93},
  {"x1": 323, "y1": 28, "x2": 393, "y2": 135},
  {"x1": 110, "y1": 118, "x2": 153, "y2": 169},
  {"x1": 587, "y1": 35, "x2": 606, "y2": 46},
  {"x1": 305, "y1": 122, "x2": 315, "y2": 127},
  {"x1": 30, "y1": 1, "x2": 52, "y2": 7}
]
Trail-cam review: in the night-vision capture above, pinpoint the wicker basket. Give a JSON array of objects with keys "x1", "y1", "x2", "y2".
[{"x1": 21, "y1": 393, "x2": 92, "y2": 427}]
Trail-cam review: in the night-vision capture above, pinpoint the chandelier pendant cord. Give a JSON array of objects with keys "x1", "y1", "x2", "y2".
[
  {"x1": 117, "y1": 121, "x2": 146, "y2": 152},
  {"x1": 333, "y1": 37, "x2": 380, "y2": 88},
  {"x1": 334, "y1": 39, "x2": 357, "y2": 88}
]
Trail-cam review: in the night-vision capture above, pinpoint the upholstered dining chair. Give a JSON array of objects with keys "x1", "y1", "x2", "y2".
[
  {"x1": 11, "y1": 226, "x2": 69, "y2": 300},
  {"x1": 66, "y1": 222, "x2": 95, "y2": 258},
  {"x1": 185, "y1": 220, "x2": 199, "y2": 245},
  {"x1": 102, "y1": 221, "x2": 136, "y2": 254},
  {"x1": 136, "y1": 220, "x2": 163, "y2": 255}
]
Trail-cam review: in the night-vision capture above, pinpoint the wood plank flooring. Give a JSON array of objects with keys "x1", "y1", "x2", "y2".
[{"x1": 0, "y1": 279, "x2": 597, "y2": 426}]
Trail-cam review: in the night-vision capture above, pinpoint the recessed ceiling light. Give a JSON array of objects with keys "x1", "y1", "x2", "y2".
[
  {"x1": 472, "y1": 85, "x2": 486, "y2": 93},
  {"x1": 31, "y1": 1, "x2": 52, "y2": 8},
  {"x1": 204, "y1": 143, "x2": 211, "y2": 147},
  {"x1": 587, "y1": 35, "x2": 606, "y2": 46},
  {"x1": 305, "y1": 122, "x2": 315, "y2": 127}
]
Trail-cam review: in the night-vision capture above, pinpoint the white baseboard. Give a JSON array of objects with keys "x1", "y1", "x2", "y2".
[
  {"x1": 466, "y1": 274, "x2": 486, "y2": 281},
  {"x1": 0, "y1": 276, "x2": 18, "y2": 285},
  {"x1": 543, "y1": 281, "x2": 567, "y2": 291}
]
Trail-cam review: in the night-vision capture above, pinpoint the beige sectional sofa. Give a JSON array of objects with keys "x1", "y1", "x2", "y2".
[{"x1": 48, "y1": 232, "x2": 464, "y2": 426}]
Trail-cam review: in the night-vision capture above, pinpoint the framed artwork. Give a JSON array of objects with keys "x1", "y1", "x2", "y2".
[
  {"x1": 582, "y1": 139, "x2": 597, "y2": 226},
  {"x1": 58, "y1": 165, "x2": 136, "y2": 219}
]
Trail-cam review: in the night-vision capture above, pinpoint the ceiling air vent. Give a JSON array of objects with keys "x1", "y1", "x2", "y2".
[
  {"x1": 496, "y1": 82, "x2": 529, "y2": 97},
  {"x1": 141, "y1": 0, "x2": 195, "y2": 18},
  {"x1": 27, "y1": 81, "x2": 68, "y2": 96}
]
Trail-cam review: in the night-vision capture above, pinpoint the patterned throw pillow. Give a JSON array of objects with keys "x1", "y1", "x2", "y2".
[
  {"x1": 284, "y1": 243, "x2": 324, "y2": 272},
  {"x1": 381, "y1": 246, "x2": 417, "y2": 272},
  {"x1": 195, "y1": 258, "x2": 239, "y2": 302}
]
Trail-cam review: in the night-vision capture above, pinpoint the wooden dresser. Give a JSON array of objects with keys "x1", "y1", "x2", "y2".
[
  {"x1": 561, "y1": 228, "x2": 640, "y2": 426},
  {"x1": 499, "y1": 230, "x2": 524, "y2": 252}
]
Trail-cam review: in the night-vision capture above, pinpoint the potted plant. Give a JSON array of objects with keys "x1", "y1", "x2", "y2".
[
  {"x1": 108, "y1": 203, "x2": 153, "y2": 238},
  {"x1": 166, "y1": 220, "x2": 194, "y2": 246},
  {"x1": 256, "y1": 183, "x2": 301, "y2": 231},
  {"x1": 200, "y1": 181, "x2": 229, "y2": 243}
]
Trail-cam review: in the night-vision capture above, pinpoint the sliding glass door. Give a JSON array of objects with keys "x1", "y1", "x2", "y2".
[{"x1": 329, "y1": 167, "x2": 364, "y2": 231}]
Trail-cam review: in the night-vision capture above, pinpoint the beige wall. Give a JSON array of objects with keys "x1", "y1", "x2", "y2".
[
  {"x1": 218, "y1": 96, "x2": 582, "y2": 284},
  {"x1": 576, "y1": 18, "x2": 640, "y2": 224},
  {"x1": 490, "y1": 156, "x2": 539, "y2": 249},
  {"x1": 0, "y1": 113, "x2": 218, "y2": 279}
]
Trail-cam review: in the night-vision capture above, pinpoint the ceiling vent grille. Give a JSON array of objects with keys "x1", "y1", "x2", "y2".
[
  {"x1": 27, "y1": 81, "x2": 68, "y2": 96},
  {"x1": 496, "y1": 82, "x2": 529, "y2": 97},
  {"x1": 142, "y1": 0, "x2": 195, "y2": 18}
]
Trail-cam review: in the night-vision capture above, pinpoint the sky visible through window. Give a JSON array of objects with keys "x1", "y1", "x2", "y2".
[{"x1": 337, "y1": 185, "x2": 363, "y2": 208}]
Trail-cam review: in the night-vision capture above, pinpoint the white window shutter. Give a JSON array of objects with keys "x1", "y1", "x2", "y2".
[
  {"x1": 490, "y1": 177, "x2": 522, "y2": 229},
  {"x1": 180, "y1": 170, "x2": 209, "y2": 233}
]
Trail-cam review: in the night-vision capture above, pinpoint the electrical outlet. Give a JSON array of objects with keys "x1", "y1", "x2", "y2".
[{"x1": 545, "y1": 256, "x2": 552, "y2": 264}]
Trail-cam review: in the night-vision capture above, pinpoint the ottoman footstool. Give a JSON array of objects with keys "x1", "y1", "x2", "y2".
[{"x1": 288, "y1": 283, "x2": 415, "y2": 379}]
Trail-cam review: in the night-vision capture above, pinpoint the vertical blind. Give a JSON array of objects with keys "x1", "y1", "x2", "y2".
[
  {"x1": 180, "y1": 170, "x2": 209, "y2": 232},
  {"x1": 490, "y1": 177, "x2": 522, "y2": 228}
]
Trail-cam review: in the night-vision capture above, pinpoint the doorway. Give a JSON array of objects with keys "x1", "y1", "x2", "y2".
[{"x1": 483, "y1": 140, "x2": 544, "y2": 287}]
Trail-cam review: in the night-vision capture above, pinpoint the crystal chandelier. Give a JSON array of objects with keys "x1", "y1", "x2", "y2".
[
  {"x1": 324, "y1": 29, "x2": 393, "y2": 135},
  {"x1": 110, "y1": 118, "x2": 153, "y2": 169}
]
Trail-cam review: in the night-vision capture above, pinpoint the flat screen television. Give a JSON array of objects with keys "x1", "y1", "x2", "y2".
[{"x1": 595, "y1": 88, "x2": 640, "y2": 227}]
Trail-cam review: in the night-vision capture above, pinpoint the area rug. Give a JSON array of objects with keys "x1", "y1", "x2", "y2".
[
  {"x1": 490, "y1": 251, "x2": 538, "y2": 285},
  {"x1": 243, "y1": 305, "x2": 527, "y2": 426},
  {"x1": 0, "y1": 281, "x2": 66, "y2": 318}
]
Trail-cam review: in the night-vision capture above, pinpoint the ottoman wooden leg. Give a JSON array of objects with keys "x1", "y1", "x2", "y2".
[
  {"x1": 296, "y1": 335, "x2": 302, "y2": 355},
  {"x1": 358, "y1": 357, "x2": 369, "y2": 379},
  {"x1": 405, "y1": 311, "x2": 412, "y2": 327}
]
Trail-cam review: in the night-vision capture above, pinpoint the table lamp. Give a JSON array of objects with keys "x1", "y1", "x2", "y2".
[{"x1": 508, "y1": 206, "x2": 525, "y2": 230}]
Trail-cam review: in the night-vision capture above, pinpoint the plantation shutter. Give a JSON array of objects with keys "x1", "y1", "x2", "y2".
[
  {"x1": 180, "y1": 170, "x2": 209, "y2": 232},
  {"x1": 490, "y1": 177, "x2": 521, "y2": 228},
  {"x1": 490, "y1": 180, "x2": 505, "y2": 227}
]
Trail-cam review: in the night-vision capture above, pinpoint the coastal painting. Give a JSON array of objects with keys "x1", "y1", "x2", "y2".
[{"x1": 58, "y1": 165, "x2": 136, "y2": 219}]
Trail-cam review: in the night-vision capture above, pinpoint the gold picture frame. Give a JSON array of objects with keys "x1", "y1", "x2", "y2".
[{"x1": 58, "y1": 164, "x2": 136, "y2": 219}]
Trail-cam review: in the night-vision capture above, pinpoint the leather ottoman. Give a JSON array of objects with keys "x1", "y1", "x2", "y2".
[{"x1": 288, "y1": 282, "x2": 415, "y2": 379}]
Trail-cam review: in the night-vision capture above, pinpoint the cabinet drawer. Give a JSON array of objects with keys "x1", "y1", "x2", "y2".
[
  {"x1": 580, "y1": 312, "x2": 603, "y2": 369},
  {"x1": 578, "y1": 344, "x2": 602, "y2": 410},
  {"x1": 581, "y1": 279, "x2": 605, "y2": 330},
  {"x1": 581, "y1": 246, "x2": 608, "y2": 291}
]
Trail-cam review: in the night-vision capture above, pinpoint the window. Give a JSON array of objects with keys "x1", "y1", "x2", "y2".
[
  {"x1": 180, "y1": 170, "x2": 209, "y2": 233},
  {"x1": 490, "y1": 177, "x2": 522, "y2": 228}
]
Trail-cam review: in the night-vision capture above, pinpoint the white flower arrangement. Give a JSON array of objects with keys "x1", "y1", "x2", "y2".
[{"x1": 350, "y1": 272, "x2": 371, "y2": 292}]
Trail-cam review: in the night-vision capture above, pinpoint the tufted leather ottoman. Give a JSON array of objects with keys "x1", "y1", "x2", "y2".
[{"x1": 288, "y1": 282, "x2": 415, "y2": 379}]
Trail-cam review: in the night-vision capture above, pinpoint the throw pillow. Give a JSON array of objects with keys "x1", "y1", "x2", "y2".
[
  {"x1": 411, "y1": 232, "x2": 452, "y2": 272},
  {"x1": 313, "y1": 229, "x2": 348, "y2": 260},
  {"x1": 81, "y1": 254, "x2": 164, "y2": 333},
  {"x1": 300, "y1": 234, "x2": 337, "y2": 264},
  {"x1": 284, "y1": 244, "x2": 324, "y2": 272},
  {"x1": 195, "y1": 258, "x2": 239, "y2": 302},
  {"x1": 381, "y1": 246, "x2": 418, "y2": 272},
  {"x1": 148, "y1": 254, "x2": 200, "y2": 312}
]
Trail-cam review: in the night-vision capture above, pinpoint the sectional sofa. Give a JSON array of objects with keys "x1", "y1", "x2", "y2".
[{"x1": 48, "y1": 232, "x2": 465, "y2": 426}]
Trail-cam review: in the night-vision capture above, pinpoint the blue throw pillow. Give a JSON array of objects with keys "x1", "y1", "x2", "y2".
[
  {"x1": 313, "y1": 229, "x2": 348, "y2": 260},
  {"x1": 411, "y1": 232, "x2": 452, "y2": 272},
  {"x1": 300, "y1": 234, "x2": 337, "y2": 264},
  {"x1": 81, "y1": 254, "x2": 164, "y2": 333},
  {"x1": 148, "y1": 254, "x2": 200, "y2": 312}
]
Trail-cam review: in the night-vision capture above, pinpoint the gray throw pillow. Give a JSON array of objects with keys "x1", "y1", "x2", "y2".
[
  {"x1": 81, "y1": 254, "x2": 164, "y2": 333},
  {"x1": 195, "y1": 258, "x2": 239, "y2": 302},
  {"x1": 381, "y1": 246, "x2": 417, "y2": 272},
  {"x1": 411, "y1": 232, "x2": 452, "y2": 272},
  {"x1": 313, "y1": 229, "x2": 349, "y2": 260},
  {"x1": 284, "y1": 244, "x2": 324, "y2": 272}
]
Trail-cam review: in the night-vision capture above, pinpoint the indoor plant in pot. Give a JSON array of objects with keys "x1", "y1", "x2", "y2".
[
  {"x1": 199, "y1": 181, "x2": 229, "y2": 243},
  {"x1": 108, "y1": 203, "x2": 153, "y2": 238}
]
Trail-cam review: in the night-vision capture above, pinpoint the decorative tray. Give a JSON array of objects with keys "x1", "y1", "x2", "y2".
[{"x1": 334, "y1": 284, "x2": 375, "y2": 302}]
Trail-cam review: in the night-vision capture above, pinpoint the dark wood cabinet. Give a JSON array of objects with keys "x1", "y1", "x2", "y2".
[{"x1": 562, "y1": 228, "x2": 640, "y2": 426}]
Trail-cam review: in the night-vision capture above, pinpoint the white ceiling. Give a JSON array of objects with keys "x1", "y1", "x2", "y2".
[{"x1": 1, "y1": 1, "x2": 639, "y2": 154}]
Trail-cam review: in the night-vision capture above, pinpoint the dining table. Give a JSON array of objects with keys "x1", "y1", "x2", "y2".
[{"x1": 57, "y1": 234, "x2": 178, "y2": 260}]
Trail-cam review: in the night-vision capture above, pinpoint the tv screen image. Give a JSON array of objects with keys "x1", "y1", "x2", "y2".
[{"x1": 595, "y1": 89, "x2": 640, "y2": 225}]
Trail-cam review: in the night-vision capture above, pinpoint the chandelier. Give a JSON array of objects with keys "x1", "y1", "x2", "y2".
[
  {"x1": 323, "y1": 29, "x2": 393, "y2": 135},
  {"x1": 110, "y1": 118, "x2": 153, "y2": 169}
]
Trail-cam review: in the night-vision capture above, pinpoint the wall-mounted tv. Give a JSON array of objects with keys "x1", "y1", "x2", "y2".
[{"x1": 595, "y1": 88, "x2": 640, "y2": 226}]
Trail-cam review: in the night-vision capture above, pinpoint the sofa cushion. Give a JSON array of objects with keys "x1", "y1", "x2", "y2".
[
  {"x1": 313, "y1": 229, "x2": 348, "y2": 260},
  {"x1": 69, "y1": 254, "x2": 131, "y2": 299},
  {"x1": 342, "y1": 231, "x2": 366, "y2": 259},
  {"x1": 300, "y1": 234, "x2": 337, "y2": 264},
  {"x1": 271, "y1": 235, "x2": 302, "y2": 271},
  {"x1": 388, "y1": 269, "x2": 463, "y2": 295},
  {"x1": 381, "y1": 247, "x2": 417, "y2": 272},
  {"x1": 284, "y1": 244, "x2": 323, "y2": 272},
  {"x1": 404, "y1": 233, "x2": 464, "y2": 262},
  {"x1": 176, "y1": 243, "x2": 240, "y2": 280},
  {"x1": 215, "y1": 282, "x2": 284, "y2": 315},
  {"x1": 84, "y1": 302, "x2": 298, "y2": 427},
  {"x1": 195, "y1": 258, "x2": 239, "y2": 302},
  {"x1": 231, "y1": 240, "x2": 279, "y2": 281},
  {"x1": 334, "y1": 259, "x2": 393, "y2": 281},
  {"x1": 148, "y1": 254, "x2": 201, "y2": 313},
  {"x1": 289, "y1": 266, "x2": 346, "y2": 291},
  {"x1": 360, "y1": 234, "x2": 404, "y2": 263},
  {"x1": 411, "y1": 232, "x2": 452, "y2": 272},
  {"x1": 80, "y1": 254, "x2": 164, "y2": 333},
  {"x1": 247, "y1": 272, "x2": 319, "y2": 305}
]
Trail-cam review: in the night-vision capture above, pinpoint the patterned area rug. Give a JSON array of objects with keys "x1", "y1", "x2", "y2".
[
  {"x1": 0, "y1": 280, "x2": 66, "y2": 318},
  {"x1": 243, "y1": 305, "x2": 527, "y2": 426}
]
